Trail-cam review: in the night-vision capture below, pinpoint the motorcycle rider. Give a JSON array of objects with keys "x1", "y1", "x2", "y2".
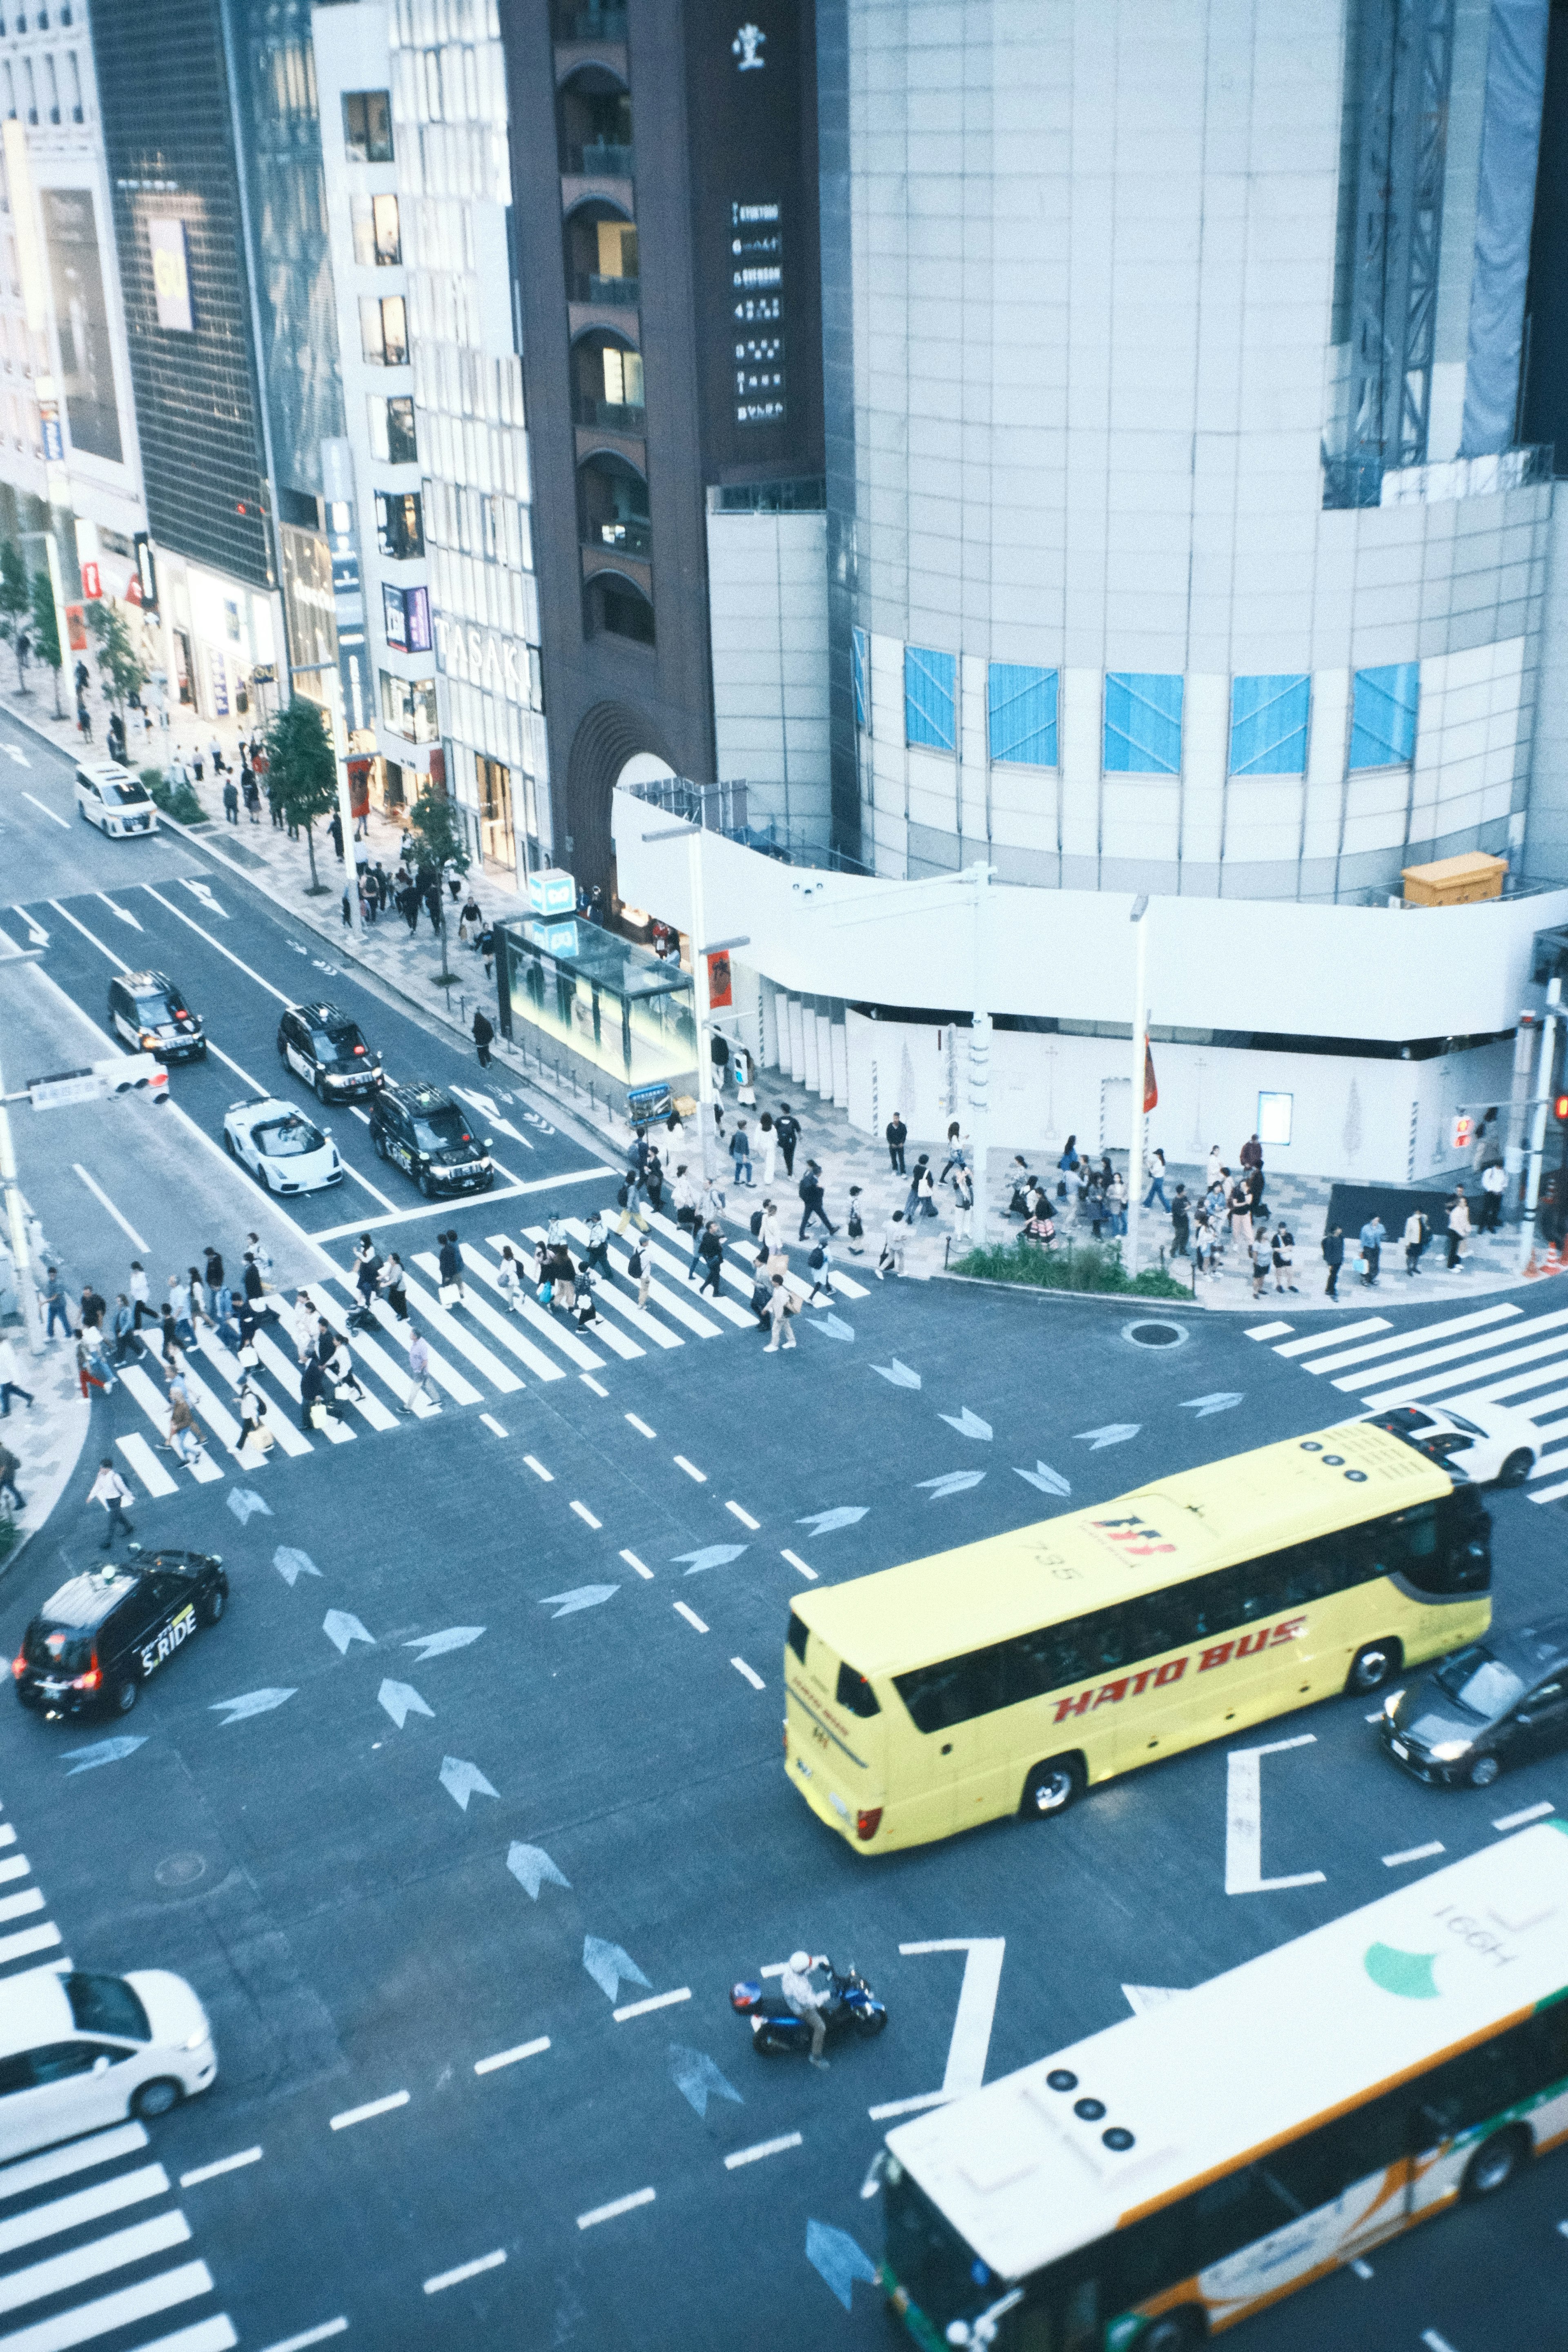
[{"x1": 780, "y1": 1949, "x2": 831, "y2": 2069}]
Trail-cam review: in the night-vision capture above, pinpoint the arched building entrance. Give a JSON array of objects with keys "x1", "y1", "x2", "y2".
[{"x1": 565, "y1": 699, "x2": 677, "y2": 895}]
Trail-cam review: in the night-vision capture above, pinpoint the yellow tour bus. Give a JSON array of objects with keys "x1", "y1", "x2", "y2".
[
  {"x1": 878, "y1": 1821, "x2": 1568, "y2": 2350},
  {"x1": 784, "y1": 1417, "x2": 1490, "y2": 1852}
]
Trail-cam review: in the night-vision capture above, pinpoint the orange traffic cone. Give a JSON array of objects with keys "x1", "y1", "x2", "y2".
[{"x1": 1546, "y1": 1242, "x2": 1562, "y2": 1277}]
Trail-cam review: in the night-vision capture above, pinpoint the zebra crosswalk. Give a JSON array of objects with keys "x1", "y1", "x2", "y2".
[
  {"x1": 105, "y1": 1214, "x2": 872, "y2": 1503},
  {"x1": 1248, "y1": 1294, "x2": 1568, "y2": 1503},
  {"x1": 0, "y1": 1803, "x2": 236, "y2": 2352}
]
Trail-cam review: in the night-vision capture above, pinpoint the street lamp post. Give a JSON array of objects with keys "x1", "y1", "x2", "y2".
[
  {"x1": 1126, "y1": 895, "x2": 1150, "y2": 1278},
  {"x1": 1520, "y1": 976, "x2": 1562, "y2": 1273},
  {"x1": 0, "y1": 1044, "x2": 42, "y2": 1358},
  {"x1": 640, "y1": 819, "x2": 747, "y2": 1183}
]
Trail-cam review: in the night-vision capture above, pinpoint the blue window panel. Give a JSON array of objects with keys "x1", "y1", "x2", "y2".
[
  {"x1": 1104, "y1": 673, "x2": 1183, "y2": 774},
  {"x1": 851, "y1": 626, "x2": 868, "y2": 729},
  {"x1": 1349, "y1": 663, "x2": 1419, "y2": 769},
  {"x1": 988, "y1": 663, "x2": 1058, "y2": 766},
  {"x1": 1229, "y1": 674, "x2": 1310, "y2": 776},
  {"x1": 904, "y1": 644, "x2": 957, "y2": 753}
]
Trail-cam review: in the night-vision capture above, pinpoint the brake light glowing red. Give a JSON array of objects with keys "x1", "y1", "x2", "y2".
[
  {"x1": 353, "y1": 1045, "x2": 365, "y2": 1055},
  {"x1": 10, "y1": 1653, "x2": 24, "y2": 1681},
  {"x1": 856, "y1": 1809, "x2": 882, "y2": 1842},
  {"x1": 71, "y1": 1668, "x2": 101, "y2": 1692}
]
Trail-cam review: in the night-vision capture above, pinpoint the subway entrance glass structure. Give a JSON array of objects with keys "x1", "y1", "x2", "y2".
[{"x1": 494, "y1": 918, "x2": 696, "y2": 1087}]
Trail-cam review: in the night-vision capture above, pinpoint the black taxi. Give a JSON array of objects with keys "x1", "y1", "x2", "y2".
[
  {"x1": 106, "y1": 971, "x2": 206, "y2": 1065},
  {"x1": 12, "y1": 1550, "x2": 227, "y2": 1720},
  {"x1": 276, "y1": 1000, "x2": 384, "y2": 1102},
  {"x1": 368, "y1": 1080, "x2": 494, "y2": 1197}
]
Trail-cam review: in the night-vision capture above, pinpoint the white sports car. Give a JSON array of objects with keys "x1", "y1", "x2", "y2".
[
  {"x1": 222, "y1": 1098, "x2": 343, "y2": 1195},
  {"x1": 1364, "y1": 1402, "x2": 1539, "y2": 1488}
]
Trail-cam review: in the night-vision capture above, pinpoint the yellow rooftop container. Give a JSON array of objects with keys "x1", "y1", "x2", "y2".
[{"x1": 1401, "y1": 851, "x2": 1508, "y2": 906}]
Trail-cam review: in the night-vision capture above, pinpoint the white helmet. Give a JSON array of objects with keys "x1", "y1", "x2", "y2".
[{"x1": 788, "y1": 1949, "x2": 811, "y2": 1973}]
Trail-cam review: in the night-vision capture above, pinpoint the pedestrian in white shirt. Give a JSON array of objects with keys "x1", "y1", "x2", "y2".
[
  {"x1": 877, "y1": 1211, "x2": 907, "y2": 1278},
  {"x1": 88, "y1": 1457, "x2": 135, "y2": 1547},
  {"x1": 494, "y1": 1245, "x2": 526, "y2": 1312}
]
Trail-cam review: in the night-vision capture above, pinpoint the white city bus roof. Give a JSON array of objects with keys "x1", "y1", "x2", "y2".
[{"x1": 887, "y1": 1822, "x2": 1568, "y2": 2283}]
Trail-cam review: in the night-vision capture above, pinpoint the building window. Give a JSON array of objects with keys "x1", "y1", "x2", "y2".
[
  {"x1": 360, "y1": 294, "x2": 408, "y2": 366},
  {"x1": 1229, "y1": 674, "x2": 1310, "y2": 777},
  {"x1": 64, "y1": 49, "x2": 80, "y2": 119},
  {"x1": 578, "y1": 452, "x2": 648, "y2": 556},
  {"x1": 851, "y1": 626, "x2": 868, "y2": 728},
  {"x1": 21, "y1": 59, "x2": 35, "y2": 122},
  {"x1": 41, "y1": 53, "x2": 57, "y2": 122},
  {"x1": 585, "y1": 572, "x2": 653, "y2": 645},
  {"x1": 382, "y1": 580, "x2": 432, "y2": 653},
  {"x1": 476, "y1": 753, "x2": 514, "y2": 870},
  {"x1": 1104, "y1": 673, "x2": 1183, "y2": 775},
  {"x1": 343, "y1": 89, "x2": 393, "y2": 163},
  {"x1": 368, "y1": 393, "x2": 417, "y2": 465},
  {"x1": 572, "y1": 331, "x2": 644, "y2": 429},
  {"x1": 352, "y1": 192, "x2": 401, "y2": 268},
  {"x1": 375, "y1": 490, "x2": 423, "y2": 560},
  {"x1": 904, "y1": 645, "x2": 956, "y2": 753},
  {"x1": 1350, "y1": 662, "x2": 1419, "y2": 769},
  {"x1": 1257, "y1": 1090, "x2": 1294, "y2": 1148},
  {"x1": 989, "y1": 663, "x2": 1058, "y2": 767},
  {"x1": 379, "y1": 669, "x2": 437, "y2": 742}
]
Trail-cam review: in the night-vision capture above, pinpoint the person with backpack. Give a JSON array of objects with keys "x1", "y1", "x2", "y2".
[
  {"x1": 626, "y1": 1237, "x2": 652, "y2": 1312},
  {"x1": 846, "y1": 1187, "x2": 865, "y2": 1256},
  {"x1": 774, "y1": 1105, "x2": 801, "y2": 1178},
  {"x1": 581, "y1": 1213, "x2": 612, "y2": 1277},
  {"x1": 730, "y1": 1121, "x2": 755, "y2": 1188},
  {"x1": 691, "y1": 1220, "x2": 726, "y2": 1298},
  {"x1": 615, "y1": 1165, "x2": 651, "y2": 1236},
  {"x1": 764, "y1": 1272, "x2": 799, "y2": 1352},
  {"x1": 806, "y1": 1239, "x2": 835, "y2": 1306},
  {"x1": 572, "y1": 1265, "x2": 601, "y2": 1327}
]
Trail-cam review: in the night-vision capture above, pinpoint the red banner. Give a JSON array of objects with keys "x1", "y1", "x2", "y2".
[
  {"x1": 706, "y1": 949, "x2": 733, "y2": 1009},
  {"x1": 1143, "y1": 1044, "x2": 1158, "y2": 1112}
]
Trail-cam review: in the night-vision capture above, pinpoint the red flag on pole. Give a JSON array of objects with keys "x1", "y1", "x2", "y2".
[{"x1": 1143, "y1": 1043, "x2": 1158, "y2": 1112}]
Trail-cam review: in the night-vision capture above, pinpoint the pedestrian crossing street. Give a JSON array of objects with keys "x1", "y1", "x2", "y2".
[
  {"x1": 0, "y1": 1804, "x2": 236, "y2": 2352},
  {"x1": 109, "y1": 1211, "x2": 871, "y2": 1501},
  {"x1": 1248, "y1": 1296, "x2": 1568, "y2": 1503}
]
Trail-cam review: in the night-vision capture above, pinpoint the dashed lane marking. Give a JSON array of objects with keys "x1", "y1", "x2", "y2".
[
  {"x1": 570, "y1": 1501, "x2": 602, "y2": 1529},
  {"x1": 328, "y1": 2091, "x2": 409, "y2": 2131},
  {"x1": 480, "y1": 1414, "x2": 508, "y2": 1439},
  {"x1": 724, "y1": 2133, "x2": 802, "y2": 2170},
  {"x1": 577, "y1": 2187, "x2": 655, "y2": 2230},
  {"x1": 781, "y1": 1549, "x2": 817, "y2": 1581},
  {"x1": 523, "y1": 1455, "x2": 553, "y2": 1482},
  {"x1": 179, "y1": 2149, "x2": 263, "y2": 2189},
  {"x1": 731, "y1": 1657, "x2": 765, "y2": 1690},
  {"x1": 726, "y1": 1501, "x2": 760, "y2": 1529},
  {"x1": 673, "y1": 1454, "x2": 707, "y2": 1482},
  {"x1": 619, "y1": 1549, "x2": 653, "y2": 1580},
  {"x1": 612, "y1": 1988, "x2": 690, "y2": 2023},
  {"x1": 581, "y1": 1374, "x2": 609, "y2": 1396},
  {"x1": 71, "y1": 1164, "x2": 148, "y2": 1252},
  {"x1": 424, "y1": 2250, "x2": 506, "y2": 2295},
  {"x1": 1494, "y1": 1800, "x2": 1555, "y2": 1831},
  {"x1": 1382, "y1": 1842, "x2": 1444, "y2": 1869},
  {"x1": 257, "y1": 2325, "x2": 349, "y2": 2352},
  {"x1": 673, "y1": 1602, "x2": 708, "y2": 1633},
  {"x1": 626, "y1": 1414, "x2": 656, "y2": 1438},
  {"x1": 22, "y1": 792, "x2": 68, "y2": 828},
  {"x1": 474, "y1": 2038, "x2": 550, "y2": 2076},
  {"x1": 1421, "y1": 2332, "x2": 1458, "y2": 2352}
]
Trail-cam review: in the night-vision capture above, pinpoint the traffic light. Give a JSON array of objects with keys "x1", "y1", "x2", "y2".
[{"x1": 1555, "y1": 1093, "x2": 1568, "y2": 1122}]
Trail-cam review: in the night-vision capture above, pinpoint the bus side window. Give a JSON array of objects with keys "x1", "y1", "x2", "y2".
[
  {"x1": 835, "y1": 1662, "x2": 880, "y2": 1719},
  {"x1": 893, "y1": 1646, "x2": 1006, "y2": 1733},
  {"x1": 1265, "y1": 2085, "x2": 1411, "y2": 2214},
  {"x1": 787, "y1": 1614, "x2": 809, "y2": 1664},
  {"x1": 1281, "y1": 1538, "x2": 1342, "y2": 1608},
  {"x1": 1183, "y1": 2164, "x2": 1300, "y2": 2271},
  {"x1": 1087, "y1": 1604, "x2": 1132, "y2": 1671},
  {"x1": 1122, "y1": 1587, "x2": 1185, "y2": 1662},
  {"x1": 1419, "y1": 2009, "x2": 1568, "y2": 2143}
]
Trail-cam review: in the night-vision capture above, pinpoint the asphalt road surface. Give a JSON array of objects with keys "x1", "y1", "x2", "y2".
[{"x1": 1, "y1": 722, "x2": 1565, "y2": 2352}]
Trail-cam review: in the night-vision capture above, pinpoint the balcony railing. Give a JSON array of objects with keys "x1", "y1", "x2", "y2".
[
  {"x1": 577, "y1": 397, "x2": 646, "y2": 433},
  {"x1": 569, "y1": 140, "x2": 635, "y2": 177},
  {"x1": 573, "y1": 272, "x2": 639, "y2": 307},
  {"x1": 1323, "y1": 441, "x2": 1554, "y2": 511},
  {"x1": 555, "y1": 4, "x2": 627, "y2": 38},
  {"x1": 588, "y1": 516, "x2": 651, "y2": 558}
]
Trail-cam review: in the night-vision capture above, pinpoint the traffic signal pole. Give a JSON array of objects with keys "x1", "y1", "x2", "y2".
[{"x1": 1520, "y1": 976, "x2": 1561, "y2": 1274}]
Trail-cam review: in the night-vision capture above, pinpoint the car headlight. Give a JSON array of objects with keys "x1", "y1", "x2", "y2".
[
  {"x1": 1382, "y1": 1689, "x2": 1404, "y2": 1718},
  {"x1": 183, "y1": 2029, "x2": 207, "y2": 2050},
  {"x1": 1428, "y1": 1739, "x2": 1473, "y2": 1761}
]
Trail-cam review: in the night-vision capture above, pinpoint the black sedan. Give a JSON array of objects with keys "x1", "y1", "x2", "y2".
[
  {"x1": 1379, "y1": 1616, "x2": 1568, "y2": 1789},
  {"x1": 12, "y1": 1548, "x2": 227, "y2": 1720}
]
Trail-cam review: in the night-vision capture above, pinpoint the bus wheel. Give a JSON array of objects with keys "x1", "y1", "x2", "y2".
[
  {"x1": 1461, "y1": 2125, "x2": 1530, "y2": 2201},
  {"x1": 1140, "y1": 2307, "x2": 1205, "y2": 2350},
  {"x1": 1346, "y1": 1640, "x2": 1401, "y2": 1695},
  {"x1": 1020, "y1": 1756, "x2": 1084, "y2": 1820}
]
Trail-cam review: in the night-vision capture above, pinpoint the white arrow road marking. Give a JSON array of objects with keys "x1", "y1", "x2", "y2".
[
  {"x1": 450, "y1": 1085, "x2": 533, "y2": 1149},
  {"x1": 871, "y1": 1359, "x2": 921, "y2": 1388},
  {"x1": 668, "y1": 2045, "x2": 743, "y2": 2117},
  {"x1": 405, "y1": 1626, "x2": 484, "y2": 1662},
  {"x1": 11, "y1": 906, "x2": 46, "y2": 944},
  {"x1": 1225, "y1": 1735, "x2": 1325, "y2": 1894},
  {"x1": 916, "y1": 1470, "x2": 985, "y2": 1498},
  {"x1": 1073, "y1": 1423, "x2": 1141, "y2": 1449},
  {"x1": 62, "y1": 1736, "x2": 147, "y2": 1775},
  {"x1": 211, "y1": 1688, "x2": 296, "y2": 1725},
  {"x1": 179, "y1": 878, "x2": 228, "y2": 918},
  {"x1": 805, "y1": 2220, "x2": 880, "y2": 2312},
  {"x1": 377, "y1": 1680, "x2": 434, "y2": 1729},
  {"x1": 938, "y1": 1407, "x2": 992, "y2": 1440},
  {"x1": 795, "y1": 1507, "x2": 867, "y2": 1537},
  {"x1": 94, "y1": 892, "x2": 143, "y2": 929},
  {"x1": 537, "y1": 1584, "x2": 619, "y2": 1617},
  {"x1": 868, "y1": 1939, "x2": 1005, "y2": 2121},
  {"x1": 1180, "y1": 1392, "x2": 1244, "y2": 1417},
  {"x1": 227, "y1": 1488, "x2": 272, "y2": 1525},
  {"x1": 322, "y1": 1610, "x2": 375, "y2": 1654},
  {"x1": 1014, "y1": 1462, "x2": 1071, "y2": 1496},
  {"x1": 439, "y1": 1756, "x2": 498, "y2": 1810},
  {"x1": 672, "y1": 1544, "x2": 747, "y2": 1576},
  {"x1": 1122, "y1": 1984, "x2": 1187, "y2": 2015},
  {"x1": 4, "y1": 742, "x2": 29, "y2": 764},
  {"x1": 506, "y1": 1842, "x2": 570, "y2": 1899},
  {"x1": 583, "y1": 1936, "x2": 651, "y2": 2003},
  {"x1": 273, "y1": 1547, "x2": 322, "y2": 1586}
]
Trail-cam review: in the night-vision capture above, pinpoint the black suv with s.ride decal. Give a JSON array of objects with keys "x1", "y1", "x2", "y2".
[
  {"x1": 368, "y1": 1080, "x2": 494, "y2": 1197},
  {"x1": 11, "y1": 1550, "x2": 227, "y2": 1720}
]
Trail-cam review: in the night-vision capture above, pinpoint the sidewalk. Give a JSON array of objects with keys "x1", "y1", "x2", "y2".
[{"x1": 1, "y1": 1335, "x2": 89, "y2": 1571}]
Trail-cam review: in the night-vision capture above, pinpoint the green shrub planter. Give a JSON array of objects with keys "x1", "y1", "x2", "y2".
[
  {"x1": 143, "y1": 767, "x2": 208, "y2": 826},
  {"x1": 951, "y1": 1239, "x2": 1190, "y2": 1300}
]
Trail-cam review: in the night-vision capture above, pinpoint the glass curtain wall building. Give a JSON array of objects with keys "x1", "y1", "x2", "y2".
[{"x1": 388, "y1": 0, "x2": 548, "y2": 877}]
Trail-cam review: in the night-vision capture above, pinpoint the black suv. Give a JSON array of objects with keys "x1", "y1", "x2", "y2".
[
  {"x1": 277, "y1": 1001, "x2": 384, "y2": 1102},
  {"x1": 1380, "y1": 1615, "x2": 1568, "y2": 1790},
  {"x1": 106, "y1": 971, "x2": 205, "y2": 1064},
  {"x1": 368, "y1": 1080, "x2": 494, "y2": 1197},
  {"x1": 12, "y1": 1550, "x2": 227, "y2": 1720}
]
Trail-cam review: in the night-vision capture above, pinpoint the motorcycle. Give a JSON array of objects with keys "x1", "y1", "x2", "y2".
[{"x1": 730, "y1": 1958, "x2": 888, "y2": 2056}]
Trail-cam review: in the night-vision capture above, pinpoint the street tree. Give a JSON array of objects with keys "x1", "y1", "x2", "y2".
[
  {"x1": 409, "y1": 784, "x2": 471, "y2": 986},
  {"x1": 86, "y1": 599, "x2": 147, "y2": 708},
  {"x1": 28, "y1": 570, "x2": 61, "y2": 715},
  {"x1": 265, "y1": 695, "x2": 339, "y2": 893},
  {"x1": 0, "y1": 541, "x2": 30, "y2": 690}
]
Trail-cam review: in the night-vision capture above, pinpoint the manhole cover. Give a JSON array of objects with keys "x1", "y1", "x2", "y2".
[
  {"x1": 1123, "y1": 1319, "x2": 1188, "y2": 1349},
  {"x1": 154, "y1": 1853, "x2": 207, "y2": 1889}
]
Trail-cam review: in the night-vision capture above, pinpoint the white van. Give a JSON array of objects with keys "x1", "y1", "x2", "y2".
[
  {"x1": 0, "y1": 1967, "x2": 216, "y2": 2158},
  {"x1": 74, "y1": 760, "x2": 159, "y2": 837}
]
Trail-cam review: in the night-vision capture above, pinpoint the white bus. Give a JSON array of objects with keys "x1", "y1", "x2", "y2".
[{"x1": 880, "y1": 1822, "x2": 1568, "y2": 2350}]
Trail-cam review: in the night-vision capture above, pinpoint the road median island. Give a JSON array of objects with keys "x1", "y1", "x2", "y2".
[{"x1": 945, "y1": 1239, "x2": 1190, "y2": 1302}]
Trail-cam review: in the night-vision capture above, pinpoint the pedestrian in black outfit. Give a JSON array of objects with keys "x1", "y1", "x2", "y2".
[
  {"x1": 437, "y1": 1230, "x2": 464, "y2": 1301},
  {"x1": 886, "y1": 1112, "x2": 907, "y2": 1175},
  {"x1": 1322, "y1": 1225, "x2": 1345, "y2": 1299},
  {"x1": 693, "y1": 1220, "x2": 726, "y2": 1297},
  {"x1": 329, "y1": 809, "x2": 343, "y2": 861},
  {"x1": 472, "y1": 1008, "x2": 494, "y2": 1068},
  {"x1": 203, "y1": 1245, "x2": 224, "y2": 1294},
  {"x1": 774, "y1": 1105, "x2": 801, "y2": 1178},
  {"x1": 797, "y1": 1160, "x2": 836, "y2": 1241},
  {"x1": 1170, "y1": 1184, "x2": 1190, "y2": 1258}
]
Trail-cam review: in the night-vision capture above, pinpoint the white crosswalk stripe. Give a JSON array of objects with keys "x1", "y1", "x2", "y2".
[
  {"x1": 0, "y1": 1855, "x2": 234, "y2": 2352},
  {"x1": 1262, "y1": 1290, "x2": 1568, "y2": 1507}
]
